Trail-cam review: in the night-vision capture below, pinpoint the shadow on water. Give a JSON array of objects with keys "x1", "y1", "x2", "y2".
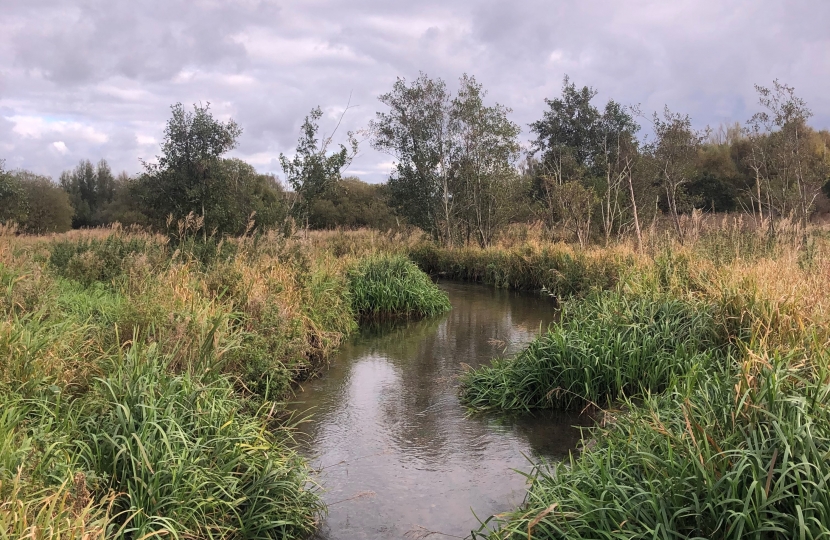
[{"x1": 287, "y1": 281, "x2": 591, "y2": 539}]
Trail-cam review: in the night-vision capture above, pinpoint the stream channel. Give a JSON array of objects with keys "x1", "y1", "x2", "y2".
[{"x1": 288, "y1": 282, "x2": 589, "y2": 539}]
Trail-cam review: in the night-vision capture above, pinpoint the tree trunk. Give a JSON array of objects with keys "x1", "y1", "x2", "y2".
[{"x1": 627, "y1": 168, "x2": 643, "y2": 253}]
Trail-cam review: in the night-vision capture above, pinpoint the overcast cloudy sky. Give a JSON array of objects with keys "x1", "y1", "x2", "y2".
[{"x1": 1, "y1": 0, "x2": 827, "y2": 183}]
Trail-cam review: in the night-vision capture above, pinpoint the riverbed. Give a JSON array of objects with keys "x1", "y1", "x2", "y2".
[{"x1": 288, "y1": 282, "x2": 588, "y2": 539}]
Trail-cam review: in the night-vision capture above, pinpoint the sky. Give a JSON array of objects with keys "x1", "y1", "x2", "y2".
[{"x1": 1, "y1": 0, "x2": 828, "y2": 184}]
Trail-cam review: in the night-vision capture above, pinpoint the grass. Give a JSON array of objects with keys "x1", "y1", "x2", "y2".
[
  {"x1": 460, "y1": 291, "x2": 725, "y2": 411},
  {"x1": 474, "y1": 346, "x2": 830, "y2": 539},
  {"x1": 0, "y1": 225, "x2": 448, "y2": 539},
  {"x1": 458, "y1": 223, "x2": 830, "y2": 539},
  {"x1": 409, "y1": 242, "x2": 626, "y2": 299},
  {"x1": 5, "y1": 222, "x2": 830, "y2": 539},
  {"x1": 78, "y1": 345, "x2": 321, "y2": 539},
  {"x1": 347, "y1": 254, "x2": 451, "y2": 319}
]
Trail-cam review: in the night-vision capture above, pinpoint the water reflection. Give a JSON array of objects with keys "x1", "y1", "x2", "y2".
[{"x1": 288, "y1": 282, "x2": 590, "y2": 539}]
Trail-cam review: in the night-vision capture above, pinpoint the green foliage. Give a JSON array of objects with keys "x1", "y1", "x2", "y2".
[
  {"x1": 474, "y1": 349, "x2": 830, "y2": 539},
  {"x1": 460, "y1": 291, "x2": 722, "y2": 411},
  {"x1": 280, "y1": 106, "x2": 357, "y2": 225},
  {"x1": 78, "y1": 349, "x2": 321, "y2": 539},
  {"x1": 90, "y1": 172, "x2": 150, "y2": 227},
  {"x1": 347, "y1": 254, "x2": 451, "y2": 319},
  {"x1": 59, "y1": 160, "x2": 116, "y2": 228},
  {"x1": 372, "y1": 73, "x2": 523, "y2": 246},
  {"x1": 372, "y1": 73, "x2": 447, "y2": 236},
  {"x1": 138, "y1": 103, "x2": 285, "y2": 236},
  {"x1": 0, "y1": 162, "x2": 28, "y2": 225},
  {"x1": 308, "y1": 177, "x2": 398, "y2": 230},
  {"x1": 16, "y1": 172, "x2": 74, "y2": 234}
]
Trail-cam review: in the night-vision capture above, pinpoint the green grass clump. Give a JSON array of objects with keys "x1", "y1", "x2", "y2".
[
  {"x1": 460, "y1": 291, "x2": 723, "y2": 411},
  {"x1": 475, "y1": 349, "x2": 830, "y2": 539},
  {"x1": 348, "y1": 254, "x2": 451, "y2": 319},
  {"x1": 77, "y1": 347, "x2": 321, "y2": 539}
]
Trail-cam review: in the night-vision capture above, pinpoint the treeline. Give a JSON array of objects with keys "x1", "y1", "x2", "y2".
[
  {"x1": 2, "y1": 76, "x2": 828, "y2": 243},
  {"x1": 373, "y1": 75, "x2": 830, "y2": 248}
]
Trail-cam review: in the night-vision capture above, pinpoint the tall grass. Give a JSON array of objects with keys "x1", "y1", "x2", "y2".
[
  {"x1": 460, "y1": 291, "x2": 724, "y2": 411},
  {"x1": 459, "y1": 224, "x2": 830, "y2": 538},
  {"x1": 409, "y1": 242, "x2": 627, "y2": 298},
  {"x1": 78, "y1": 346, "x2": 321, "y2": 539},
  {"x1": 474, "y1": 346, "x2": 830, "y2": 539},
  {"x1": 1, "y1": 226, "x2": 450, "y2": 538},
  {"x1": 347, "y1": 254, "x2": 451, "y2": 319}
]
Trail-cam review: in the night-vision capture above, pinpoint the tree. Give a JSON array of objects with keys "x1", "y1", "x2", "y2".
[
  {"x1": 60, "y1": 159, "x2": 116, "y2": 227},
  {"x1": 373, "y1": 73, "x2": 520, "y2": 246},
  {"x1": 648, "y1": 107, "x2": 703, "y2": 241},
  {"x1": 279, "y1": 106, "x2": 357, "y2": 228},
  {"x1": 449, "y1": 74, "x2": 521, "y2": 247},
  {"x1": 138, "y1": 103, "x2": 283, "y2": 236},
  {"x1": 747, "y1": 81, "x2": 828, "y2": 237},
  {"x1": 308, "y1": 177, "x2": 398, "y2": 230},
  {"x1": 0, "y1": 160, "x2": 28, "y2": 226},
  {"x1": 371, "y1": 73, "x2": 452, "y2": 242},
  {"x1": 15, "y1": 171, "x2": 73, "y2": 234},
  {"x1": 596, "y1": 101, "x2": 640, "y2": 245},
  {"x1": 530, "y1": 77, "x2": 644, "y2": 246},
  {"x1": 530, "y1": 76, "x2": 601, "y2": 187},
  {"x1": 95, "y1": 172, "x2": 150, "y2": 227}
]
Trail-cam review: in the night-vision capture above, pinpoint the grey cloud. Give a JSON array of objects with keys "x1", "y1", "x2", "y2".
[{"x1": 1, "y1": 0, "x2": 828, "y2": 184}]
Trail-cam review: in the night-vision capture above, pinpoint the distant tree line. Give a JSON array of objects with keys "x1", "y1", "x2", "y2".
[{"x1": 1, "y1": 77, "x2": 828, "y2": 244}]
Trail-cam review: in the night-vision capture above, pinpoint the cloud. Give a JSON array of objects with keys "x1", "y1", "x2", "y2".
[{"x1": 0, "y1": 0, "x2": 827, "y2": 182}]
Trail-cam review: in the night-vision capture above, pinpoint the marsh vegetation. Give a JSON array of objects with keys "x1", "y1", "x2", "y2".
[{"x1": 2, "y1": 73, "x2": 830, "y2": 539}]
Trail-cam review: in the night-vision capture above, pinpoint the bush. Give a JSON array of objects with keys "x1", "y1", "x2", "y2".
[{"x1": 18, "y1": 173, "x2": 74, "y2": 234}]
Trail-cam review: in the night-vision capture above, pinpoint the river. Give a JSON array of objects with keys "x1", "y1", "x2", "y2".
[{"x1": 288, "y1": 281, "x2": 588, "y2": 539}]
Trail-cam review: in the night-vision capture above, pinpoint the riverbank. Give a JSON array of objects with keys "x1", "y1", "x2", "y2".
[
  {"x1": 455, "y1": 227, "x2": 830, "y2": 538},
  {"x1": 0, "y1": 226, "x2": 448, "y2": 539},
  {"x1": 6, "y1": 223, "x2": 830, "y2": 538}
]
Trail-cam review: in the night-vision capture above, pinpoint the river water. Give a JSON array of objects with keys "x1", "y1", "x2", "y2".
[{"x1": 288, "y1": 282, "x2": 588, "y2": 539}]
